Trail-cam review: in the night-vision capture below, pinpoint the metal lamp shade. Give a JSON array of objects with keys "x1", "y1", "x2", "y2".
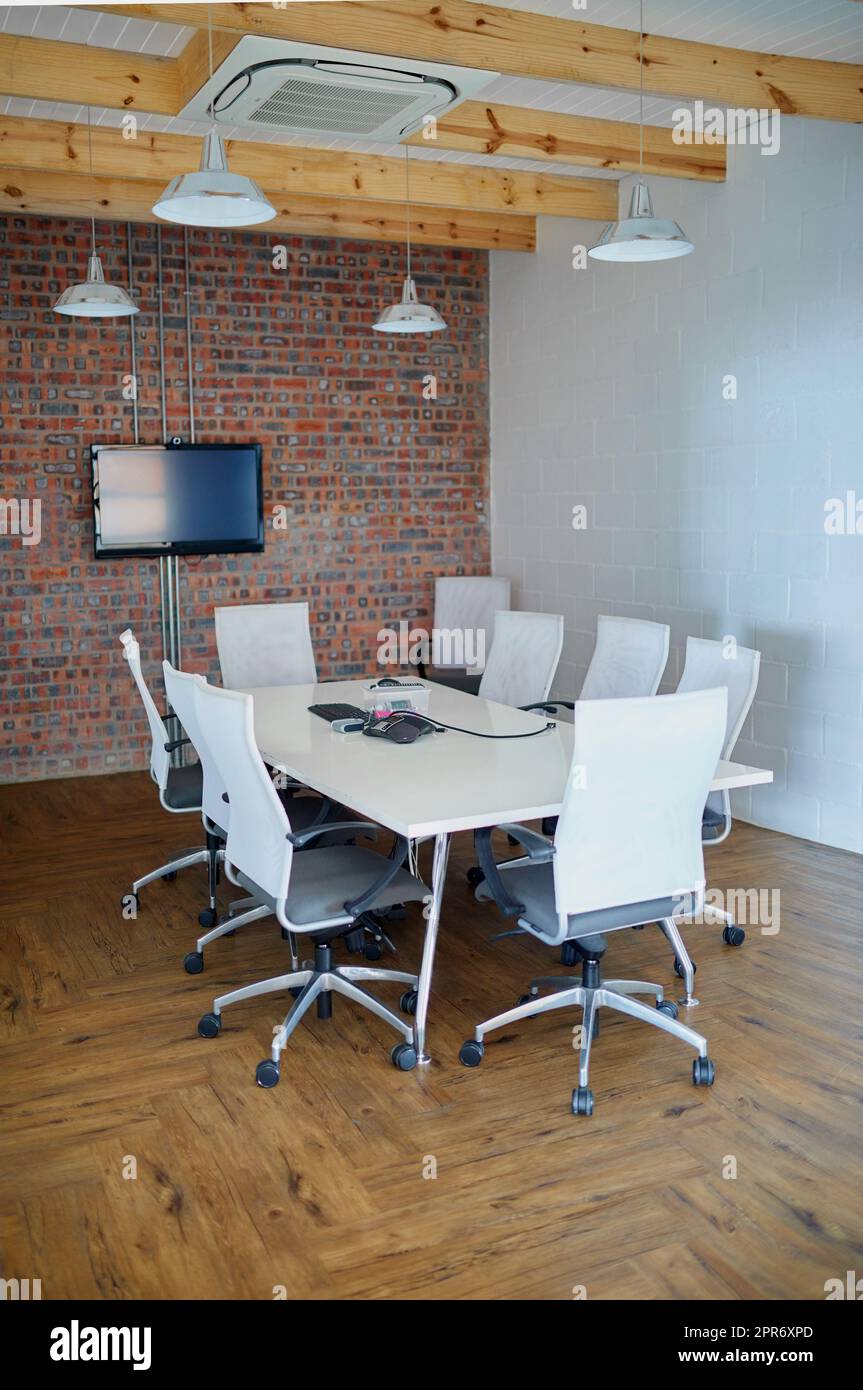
[
  {"x1": 152, "y1": 131, "x2": 276, "y2": 228},
  {"x1": 53, "y1": 254, "x2": 139, "y2": 317},
  {"x1": 372, "y1": 277, "x2": 446, "y2": 334},
  {"x1": 589, "y1": 182, "x2": 694, "y2": 263}
]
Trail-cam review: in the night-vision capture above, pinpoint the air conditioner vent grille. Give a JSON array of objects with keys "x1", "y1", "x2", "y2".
[
  {"x1": 247, "y1": 77, "x2": 421, "y2": 135},
  {"x1": 179, "y1": 36, "x2": 499, "y2": 143}
]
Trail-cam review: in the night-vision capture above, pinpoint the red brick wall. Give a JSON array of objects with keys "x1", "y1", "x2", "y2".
[{"x1": 0, "y1": 215, "x2": 489, "y2": 782}]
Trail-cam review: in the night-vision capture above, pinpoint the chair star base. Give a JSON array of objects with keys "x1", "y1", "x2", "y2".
[
  {"x1": 460, "y1": 946, "x2": 714, "y2": 1115},
  {"x1": 198, "y1": 941, "x2": 419, "y2": 1086}
]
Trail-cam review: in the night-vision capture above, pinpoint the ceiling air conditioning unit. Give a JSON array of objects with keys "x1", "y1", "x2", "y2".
[{"x1": 180, "y1": 37, "x2": 497, "y2": 142}]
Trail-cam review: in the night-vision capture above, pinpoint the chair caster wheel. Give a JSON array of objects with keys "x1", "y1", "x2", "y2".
[
  {"x1": 723, "y1": 924, "x2": 746, "y2": 946},
  {"x1": 571, "y1": 1087, "x2": 594, "y2": 1116},
  {"x1": 399, "y1": 990, "x2": 418, "y2": 1016},
  {"x1": 256, "y1": 1060, "x2": 280, "y2": 1088},
  {"x1": 183, "y1": 951, "x2": 204, "y2": 974},
  {"x1": 363, "y1": 942, "x2": 382, "y2": 961},
  {"x1": 197, "y1": 1012, "x2": 221, "y2": 1038},
  {"x1": 164, "y1": 871, "x2": 177, "y2": 882},
  {"x1": 391, "y1": 1042, "x2": 418, "y2": 1071},
  {"x1": 517, "y1": 992, "x2": 538, "y2": 1008},
  {"x1": 198, "y1": 908, "x2": 217, "y2": 929},
  {"x1": 123, "y1": 890, "x2": 140, "y2": 913},
  {"x1": 692, "y1": 1056, "x2": 716, "y2": 1086},
  {"x1": 466, "y1": 866, "x2": 484, "y2": 888},
  {"x1": 560, "y1": 941, "x2": 580, "y2": 967},
  {"x1": 674, "y1": 957, "x2": 696, "y2": 979},
  {"x1": 656, "y1": 999, "x2": 679, "y2": 1020},
  {"x1": 459, "y1": 1039, "x2": 484, "y2": 1068}
]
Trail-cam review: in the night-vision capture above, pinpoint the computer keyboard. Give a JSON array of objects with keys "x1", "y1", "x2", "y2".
[{"x1": 308, "y1": 703, "x2": 367, "y2": 724}]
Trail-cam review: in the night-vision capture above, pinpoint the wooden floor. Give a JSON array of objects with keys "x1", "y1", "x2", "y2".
[{"x1": 1, "y1": 772, "x2": 861, "y2": 1301}]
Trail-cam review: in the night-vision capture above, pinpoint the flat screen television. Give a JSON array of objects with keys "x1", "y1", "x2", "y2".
[{"x1": 92, "y1": 443, "x2": 264, "y2": 559}]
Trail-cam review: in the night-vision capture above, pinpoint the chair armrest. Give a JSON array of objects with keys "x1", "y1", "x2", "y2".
[
  {"x1": 494, "y1": 824, "x2": 555, "y2": 860},
  {"x1": 520, "y1": 701, "x2": 575, "y2": 714},
  {"x1": 474, "y1": 828, "x2": 527, "y2": 918},
  {"x1": 286, "y1": 820, "x2": 377, "y2": 849},
  {"x1": 164, "y1": 737, "x2": 192, "y2": 753},
  {"x1": 343, "y1": 835, "x2": 412, "y2": 917}
]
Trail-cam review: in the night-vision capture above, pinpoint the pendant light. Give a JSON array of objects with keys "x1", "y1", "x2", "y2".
[
  {"x1": 373, "y1": 147, "x2": 446, "y2": 334},
  {"x1": 589, "y1": 0, "x2": 693, "y2": 263},
  {"x1": 53, "y1": 110, "x2": 138, "y2": 318},
  {"x1": 152, "y1": 7, "x2": 275, "y2": 228}
]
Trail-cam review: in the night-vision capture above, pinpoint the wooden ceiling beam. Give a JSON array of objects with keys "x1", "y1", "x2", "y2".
[
  {"x1": 0, "y1": 167, "x2": 536, "y2": 252},
  {"x1": 0, "y1": 116, "x2": 618, "y2": 220},
  {"x1": 80, "y1": 3, "x2": 863, "y2": 123},
  {"x1": 0, "y1": 33, "x2": 179, "y2": 113},
  {"x1": 407, "y1": 101, "x2": 726, "y2": 181}
]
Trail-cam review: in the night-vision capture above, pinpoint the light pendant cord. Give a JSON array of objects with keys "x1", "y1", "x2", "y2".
[
  {"x1": 639, "y1": 0, "x2": 644, "y2": 177},
  {"x1": 405, "y1": 144, "x2": 412, "y2": 283},
  {"x1": 87, "y1": 105, "x2": 96, "y2": 255},
  {"x1": 207, "y1": 3, "x2": 215, "y2": 122}
]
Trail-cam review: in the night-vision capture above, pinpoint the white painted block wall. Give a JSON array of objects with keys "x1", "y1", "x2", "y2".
[{"x1": 490, "y1": 117, "x2": 863, "y2": 852}]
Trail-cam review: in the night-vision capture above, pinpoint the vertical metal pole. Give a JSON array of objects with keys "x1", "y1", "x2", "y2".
[
  {"x1": 184, "y1": 224, "x2": 196, "y2": 445},
  {"x1": 126, "y1": 222, "x2": 139, "y2": 445},
  {"x1": 174, "y1": 554, "x2": 182, "y2": 672},
  {"x1": 156, "y1": 223, "x2": 168, "y2": 444},
  {"x1": 158, "y1": 557, "x2": 168, "y2": 665},
  {"x1": 156, "y1": 225, "x2": 179, "y2": 755}
]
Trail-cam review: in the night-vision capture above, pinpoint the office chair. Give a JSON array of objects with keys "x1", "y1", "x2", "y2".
[
  {"x1": 215, "y1": 601, "x2": 317, "y2": 689},
  {"x1": 415, "y1": 575, "x2": 511, "y2": 693},
  {"x1": 192, "y1": 680, "x2": 430, "y2": 1085},
  {"x1": 119, "y1": 628, "x2": 213, "y2": 909},
  {"x1": 669, "y1": 636, "x2": 761, "y2": 966},
  {"x1": 532, "y1": 614, "x2": 671, "y2": 858},
  {"x1": 580, "y1": 614, "x2": 670, "y2": 700},
  {"x1": 461, "y1": 686, "x2": 727, "y2": 1116},
  {"x1": 478, "y1": 610, "x2": 565, "y2": 709},
  {"x1": 162, "y1": 662, "x2": 370, "y2": 973},
  {"x1": 462, "y1": 611, "x2": 564, "y2": 888}
]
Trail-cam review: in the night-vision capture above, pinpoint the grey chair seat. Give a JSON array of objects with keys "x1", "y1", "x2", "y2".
[
  {"x1": 237, "y1": 845, "x2": 428, "y2": 927},
  {"x1": 163, "y1": 761, "x2": 204, "y2": 810},
  {"x1": 477, "y1": 859, "x2": 680, "y2": 947}
]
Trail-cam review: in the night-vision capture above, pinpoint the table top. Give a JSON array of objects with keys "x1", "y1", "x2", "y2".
[{"x1": 246, "y1": 679, "x2": 773, "y2": 840}]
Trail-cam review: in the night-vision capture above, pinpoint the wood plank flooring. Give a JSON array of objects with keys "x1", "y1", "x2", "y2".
[{"x1": 1, "y1": 772, "x2": 861, "y2": 1300}]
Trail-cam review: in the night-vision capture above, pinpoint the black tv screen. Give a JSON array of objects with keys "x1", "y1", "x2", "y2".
[{"x1": 92, "y1": 443, "x2": 264, "y2": 558}]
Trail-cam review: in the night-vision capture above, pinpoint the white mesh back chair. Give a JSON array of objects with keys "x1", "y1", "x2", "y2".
[
  {"x1": 459, "y1": 611, "x2": 564, "y2": 888},
  {"x1": 416, "y1": 575, "x2": 511, "y2": 692},
  {"x1": 119, "y1": 628, "x2": 211, "y2": 907},
  {"x1": 462, "y1": 687, "x2": 728, "y2": 1116},
  {"x1": 580, "y1": 615, "x2": 670, "y2": 700},
  {"x1": 675, "y1": 636, "x2": 761, "y2": 954},
  {"x1": 192, "y1": 680, "x2": 430, "y2": 1086},
  {"x1": 163, "y1": 661, "x2": 365, "y2": 975},
  {"x1": 215, "y1": 601, "x2": 317, "y2": 689},
  {"x1": 534, "y1": 615, "x2": 671, "y2": 850},
  {"x1": 478, "y1": 611, "x2": 564, "y2": 710}
]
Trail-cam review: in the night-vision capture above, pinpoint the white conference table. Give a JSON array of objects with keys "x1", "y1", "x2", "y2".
[{"x1": 246, "y1": 679, "x2": 773, "y2": 1065}]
